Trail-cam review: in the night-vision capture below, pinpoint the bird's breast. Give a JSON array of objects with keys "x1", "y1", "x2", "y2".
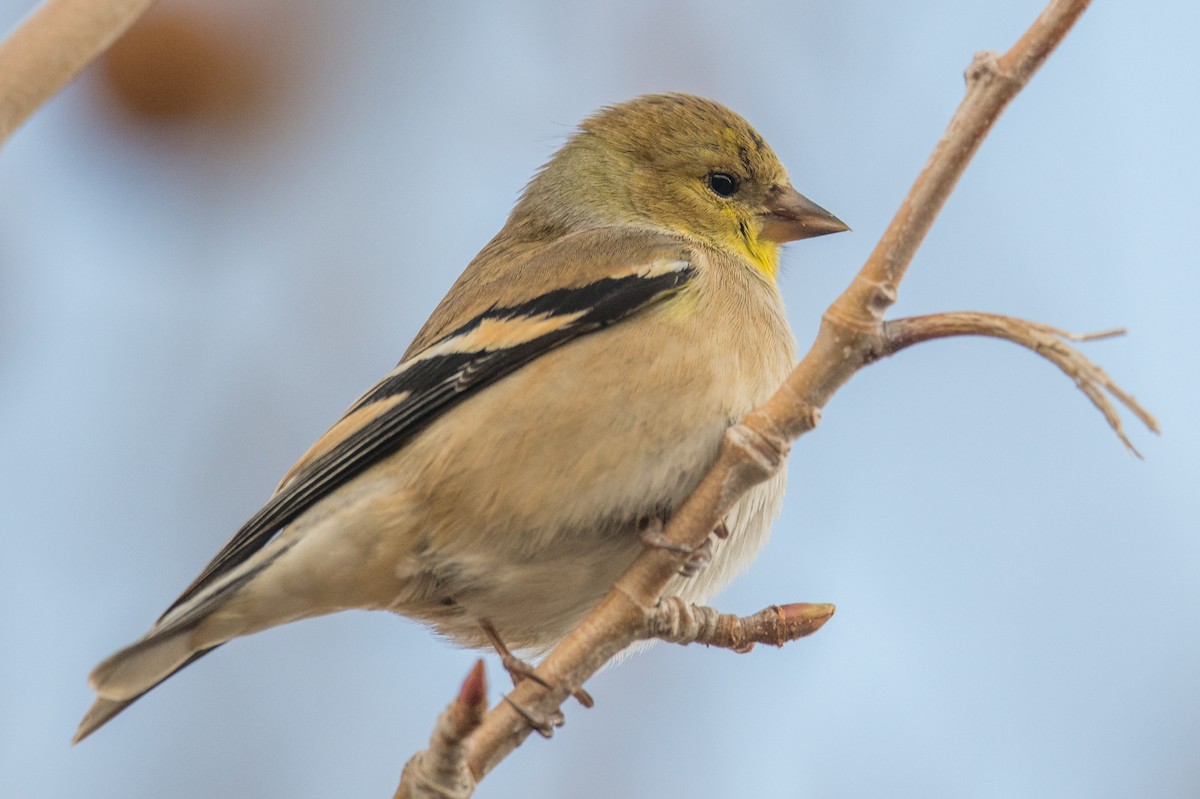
[{"x1": 361, "y1": 254, "x2": 797, "y2": 649}]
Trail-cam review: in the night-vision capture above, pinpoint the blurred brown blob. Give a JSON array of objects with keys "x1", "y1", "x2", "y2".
[{"x1": 98, "y1": 8, "x2": 265, "y2": 124}]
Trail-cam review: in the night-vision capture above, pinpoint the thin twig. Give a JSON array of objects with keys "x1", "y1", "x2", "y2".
[
  {"x1": 881, "y1": 312, "x2": 1160, "y2": 455},
  {"x1": 648, "y1": 599, "x2": 836, "y2": 653}
]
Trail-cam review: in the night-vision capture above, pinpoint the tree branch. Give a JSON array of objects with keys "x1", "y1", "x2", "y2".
[
  {"x1": 0, "y1": 0, "x2": 156, "y2": 148},
  {"x1": 389, "y1": 1, "x2": 1153, "y2": 794}
]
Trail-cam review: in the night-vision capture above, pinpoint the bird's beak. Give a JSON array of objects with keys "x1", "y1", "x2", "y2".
[{"x1": 758, "y1": 184, "x2": 849, "y2": 243}]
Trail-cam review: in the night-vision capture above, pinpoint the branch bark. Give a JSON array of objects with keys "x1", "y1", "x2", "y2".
[
  {"x1": 0, "y1": 0, "x2": 156, "y2": 148},
  {"x1": 392, "y1": 1, "x2": 1156, "y2": 794}
]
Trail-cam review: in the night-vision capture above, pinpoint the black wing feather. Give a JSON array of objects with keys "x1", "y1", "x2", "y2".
[{"x1": 162, "y1": 263, "x2": 694, "y2": 616}]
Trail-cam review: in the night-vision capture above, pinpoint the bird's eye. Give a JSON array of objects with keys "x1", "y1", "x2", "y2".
[{"x1": 706, "y1": 172, "x2": 739, "y2": 198}]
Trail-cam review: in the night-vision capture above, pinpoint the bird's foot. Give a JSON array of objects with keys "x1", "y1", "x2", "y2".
[
  {"x1": 481, "y1": 619, "x2": 594, "y2": 708},
  {"x1": 639, "y1": 519, "x2": 727, "y2": 577},
  {"x1": 503, "y1": 696, "x2": 565, "y2": 738}
]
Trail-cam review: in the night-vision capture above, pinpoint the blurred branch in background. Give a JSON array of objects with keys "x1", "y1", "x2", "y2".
[
  {"x1": 1, "y1": 0, "x2": 273, "y2": 148},
  {"x1": 0, "y1": 0, "x2": 155, "y2": 147}
]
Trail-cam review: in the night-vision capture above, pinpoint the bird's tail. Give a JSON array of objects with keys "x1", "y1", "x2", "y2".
[
  {"x1": 72, "y1": 648, "x2": 219, "y2": 744},
  {"x1": 73, "y1": 542, "x2": 290, "y2": 743}
]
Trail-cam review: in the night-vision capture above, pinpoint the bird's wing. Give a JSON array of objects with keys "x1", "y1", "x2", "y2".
[{"x1": 161, "y1": 251, "x2": 694, "y2": 618}]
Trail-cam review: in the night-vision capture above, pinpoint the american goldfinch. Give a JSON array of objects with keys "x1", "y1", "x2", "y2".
[{"x1": 74, "y1": 93, "x2": 847, "y2": 742}]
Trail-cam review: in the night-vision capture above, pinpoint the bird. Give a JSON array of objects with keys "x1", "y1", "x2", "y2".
[{"x1": 74, "y1": 92, "x2": 848, "y2": 743}]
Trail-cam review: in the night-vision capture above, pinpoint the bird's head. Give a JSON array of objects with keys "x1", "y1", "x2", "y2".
[{"x1": 515, "y1": 93, "x2": 848, "y2": 279}]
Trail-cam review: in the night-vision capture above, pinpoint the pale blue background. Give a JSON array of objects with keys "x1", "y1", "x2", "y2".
[{"x1": 1, "y1": 1, "x2": 1196, "y2": 797}]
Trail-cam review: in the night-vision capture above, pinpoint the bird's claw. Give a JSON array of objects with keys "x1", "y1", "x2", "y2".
[
  {"x1": 639, "y1": 520, "x2": 718, "y2": 577},
  {"x1": 499, "y1": 652, "x2": 549, "y2": 689},
  {"x1": 485, "y1": 620, "x2": 594, "y2": 708},
  {"x1": 504, "y1": 696, "x2": 565, "y2": 738},
  {"x1": 501, "y1": 654, "x2": 594, "y2": 708},
  {"x1": 677, "y1": 537, "x2": 713, "y2": 577}
]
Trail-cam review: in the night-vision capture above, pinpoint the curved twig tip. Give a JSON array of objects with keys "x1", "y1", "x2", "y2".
[
  {"x1": 1067, "y1": 327, "x2": 1127, "y2": 342},
  {"x1": 881, "y1": 312, "x2": 1157, "y2": 455}
]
